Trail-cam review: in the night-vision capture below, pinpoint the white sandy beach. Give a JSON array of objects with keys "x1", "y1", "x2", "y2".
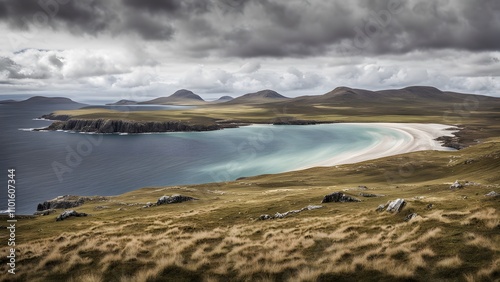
[{"x1": 302, "y1": 123, "x2": 457, "y2": 169}]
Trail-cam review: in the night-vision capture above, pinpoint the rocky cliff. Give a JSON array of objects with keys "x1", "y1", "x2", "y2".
[{"x1": 41, "y1": 119, "x2": 222, "y2": 133}]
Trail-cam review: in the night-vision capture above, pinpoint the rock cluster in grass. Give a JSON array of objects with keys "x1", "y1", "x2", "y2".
[
  {"x1": 450, "y1": 180, "x2": 463, "y2": 189},
  {"x1": 36, "y1": 195, "x2": 107, "y2": 215},
  {"x1": 259, "y1": 205, "x2": 322, "y2": 220},
  {"x1": 359, "y1": 192, "x2": 385, "y2": 197},
  {"x1": 56, "y1": 210, "x2": 88, "y2": 221},
  {"x1": 37, "y1": 195, "x2": 85, "y2": 211},
  {"x1": 321, "y1": 192, "x2": 360, "y2": 203},
  {"x1": 485, "y1": 191, "x2": 499, "y2": 197},
  {"x1": 157, "y1": 194, "x2": 196, "y2": 205}
]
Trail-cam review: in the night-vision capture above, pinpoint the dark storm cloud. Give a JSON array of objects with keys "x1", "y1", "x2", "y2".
[
  {"x1": 121, "y1": 0, "x2": 211, "y2": 16},
  {"x1": 0, "y1": 0, "x2": 499, "y2": 56},
  {"x1": 216, "y1": 0, "x2": 500, "y2": 57},
  {"x1": 0, "y1": 0, "x2": 114, "y2": 34}
]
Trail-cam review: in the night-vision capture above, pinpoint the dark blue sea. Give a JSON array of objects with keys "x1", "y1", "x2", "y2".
[{"x1": 1, "y1": 103, "x2": 412, "y2": 214}]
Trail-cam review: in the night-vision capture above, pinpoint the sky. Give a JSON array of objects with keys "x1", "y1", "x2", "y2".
[{"x1": 0, "y1": 0, "x2": 499, "y2": 103}]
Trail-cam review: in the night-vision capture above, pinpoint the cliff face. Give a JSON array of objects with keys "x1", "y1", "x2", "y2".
[{"x1": 44, "y1": 119, "x2": 221, "y2": 133}]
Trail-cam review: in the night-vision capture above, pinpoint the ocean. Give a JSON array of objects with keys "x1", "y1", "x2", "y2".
[{"x1": 1, "y1": 103, "x2": 415, "y2": 214}]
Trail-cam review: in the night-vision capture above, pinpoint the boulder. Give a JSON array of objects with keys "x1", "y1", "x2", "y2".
[
  {"x1": 386, "y1": 199, "x2": 406, "y2": 213},
  {"x1": 485, "y1": 191, "x2": 499, "y2": 197},
  {"x1": 375, "y1": 204, "x2": 386, "y2": 212},
  {"x1": 157, "y1": 194, "x2": 196, "y2": 205},
  {"x1": 450, "y1": 180, "x2": 463, "y2": 189},
  {"x1": 56, "y1": 210, "x2": 88, "y2": 221},
  {"x1": 321, "y1": 192, "x2": 360, "y2": 203}
]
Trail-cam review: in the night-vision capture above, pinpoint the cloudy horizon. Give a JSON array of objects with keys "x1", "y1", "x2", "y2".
[{"x1": 0, "y1": 0, "x2": 499, "y2": 103}]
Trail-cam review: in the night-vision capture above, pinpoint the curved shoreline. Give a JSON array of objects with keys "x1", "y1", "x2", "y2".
[{"x1": 298, "y1": 123, "x2": 457, "y2": 169}]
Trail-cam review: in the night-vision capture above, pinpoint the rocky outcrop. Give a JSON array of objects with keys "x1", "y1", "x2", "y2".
[
  {"x1": 321, "y1": 192, "x2": 360, "y2": 203},
  {"x1": 259, "y1": 205, "x2": 322, "y2": 220},
  {"x1": 37, "y1": 196, "x2": 85, "y2": 211},
  {"x1": 56, "y1": 210, "x2": 88, "y2": 221},
  {"x1": 40, "y1": 119, "x2": 222, "y2": 134},
  {"x1": 39, "y1": 113, "x2": 72, "y2": 121},
  {"x1": 36, "y1": 195, "x2": 107, "y2": 212},
  {"x1": 157, "y1": 194, "x2": 196, "y2": 205}
]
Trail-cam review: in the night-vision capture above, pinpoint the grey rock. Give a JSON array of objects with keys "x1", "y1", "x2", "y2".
[
  {"x1": 404, "y1": 213, "x2": 418, "y2": 222},
  {"x1": 360, "y1": 193, "x2": 384, "y2": 197},
  {"x1": 259, "y1": 214, "x2": 273, "y2": 220},
  {"x1": 259, "y1": 205, "x2": 323, "y2": 220},
  {"x1": 450, "y1": 180, "x2": 463, "y2": 189},
  {"x1": 157, "y1": 194, "x2": 196, "y2": 205},
  {"x1": 321, "y1": 192, "x2": 360, "y2": 203},
  {"x1": 56, "y1": 210, "x2": 88, "y2": 221},
  {"x1": 485, "y1": 191, "x2": 499, "y2": 197},
  {"x1": 426, "y1": 203, "x2": 434, "y2": 210},
  {"x1": 376, "y1": 204, "x2": 386, "y2": 212},
  {"x1": 37, "y1": 195, "x2": 85, "y2": 211},
  {"x1": 386, "y1": 199, "x2": 406, "y2": 213}
]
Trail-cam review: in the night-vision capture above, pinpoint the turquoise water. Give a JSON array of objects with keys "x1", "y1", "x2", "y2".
[{"x1": 1, "y1": 104, "x2": 409, "y2": 214}]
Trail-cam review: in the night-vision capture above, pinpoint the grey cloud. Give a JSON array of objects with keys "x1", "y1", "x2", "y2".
[
  {"x1": 1, "y1": 0, "x2": 498, "y2": 57},
  {"x1": 0, "y1": 56, "x2": 49, "y2": 79}
]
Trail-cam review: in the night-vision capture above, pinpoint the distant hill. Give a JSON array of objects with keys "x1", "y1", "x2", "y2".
[
  {"x1": 0, "y1": 99, "x2": 17, "y2": 104},
  {"x1": 106, "y1": 99, "x2": 138, "y2": 106},
  {"x1": 213, "y1": 96, "x2": 234, "y2": 103},
  {"x1": 1, "y1": 96, "x2": 85, "y2": 106},
  {"x1": 139, "y1": 89, "x2": 205, "y2": 105},
  {"x1": 286, "y1": 86, "x2": 498, "y2": 106},
  {"x1": 225, "y1": 90, "x2": 289, "y2": 104}
]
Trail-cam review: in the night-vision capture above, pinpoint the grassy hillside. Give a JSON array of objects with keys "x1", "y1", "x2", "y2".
[{"x1": 1, "y1": 139, "x2": 499, "y2": 282}]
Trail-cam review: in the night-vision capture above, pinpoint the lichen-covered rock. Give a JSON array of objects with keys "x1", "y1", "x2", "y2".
[
  {"x1": 56, "y1": 210, "x2": 88, "y2": 221},
  {"x1": 386, "y1": 199, "x2": 406, "y2": 213},
  {"x1": 321, "y1": 192, "x2": 360, "y2": 203},
  {"x1": 157, "y1": 194, "x2": 196, "y2": 205}
]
